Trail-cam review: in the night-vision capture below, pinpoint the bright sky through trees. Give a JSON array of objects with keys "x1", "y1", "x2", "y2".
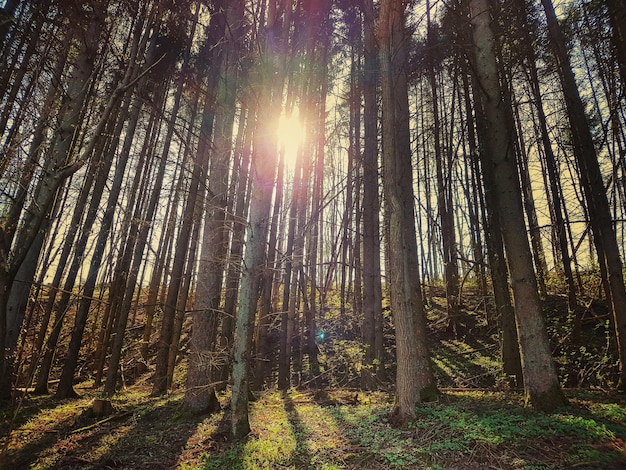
[{"x1": 277, "y1": 110, "x2": 306, "y2": 170}]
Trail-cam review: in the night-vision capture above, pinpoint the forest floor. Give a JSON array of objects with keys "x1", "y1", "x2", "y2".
[
  {"x1": 1, "y1": 385, "x2": 625, "y2": 469},
  {"x1": 1, "y1": 291, "x2": 626, "y2": 469}
]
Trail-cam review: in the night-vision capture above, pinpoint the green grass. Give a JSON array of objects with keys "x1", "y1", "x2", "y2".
[
  {"x1": 196, "y1": 389, "x2": 626, "y2": 469},
  {"x1": 2, "y1": 387, "x2": 626, "y2": 469}
]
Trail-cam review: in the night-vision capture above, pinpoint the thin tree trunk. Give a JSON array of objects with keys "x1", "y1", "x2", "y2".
[
  {"x1": 0, "y1": 0, "x2": 20, "y2": 52},
  {"x1": 231, "y1": 0, "x2": 285, "y2": 438},
  {"x1": 219, "y1": 104, "x2": 253, "y2": 389},
  {"x1": 254, "y1": 112, "x2": 285, "y2": 390},
  {"x1": 92, "y1": 97, "x2": 162, "y2": 387},
  {"x1": 166, "y1": 212, "x2": 201, "y2": 389},
  {"x1": 607, "y1": 0, "x2": 626, "y2": 89},
  {"x1": 541, "y1": 0, "x2": 626, "y2": 390},
  {"x1": 512, "y1": 99, "x2": 548, "y2": 299},
  {"x1": 360, "y1": 0, "x2": 385, "y2": 389},
  {"x1": 140, "y1": 126, "x2": 187, "y2": 360},
  {"x1": 0, "y1": 4, "x2": 107, "y2": 397},
  {"x1": 104, "y1": 67, "x2": 181, "y2": 396},
  {"x1": 516, "y1": 0, "x2": 578, "y2": 315},
  {"x1": 55, "y1": 98, "x2": 131, "y2": 399}
]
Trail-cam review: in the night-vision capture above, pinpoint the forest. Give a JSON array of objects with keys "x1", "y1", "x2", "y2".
[{"x1": 1, "y1": 0, "x2": 626, "y2": 468}]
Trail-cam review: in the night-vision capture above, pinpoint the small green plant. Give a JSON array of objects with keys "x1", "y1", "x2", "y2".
[
  {"x1": 589, "y1": 402, "x2": 626, "y2": 422},
  {"x1": 383, "y1": 450, "x2": 419, "y2": 466},
  {"x1": 202, "y1": 446, "x2": 244, "y2": 470}
]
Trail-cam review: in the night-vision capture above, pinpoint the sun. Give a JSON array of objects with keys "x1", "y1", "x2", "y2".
[{"x1": 277, "y1": 110, "x2": 306, "y2": 170}]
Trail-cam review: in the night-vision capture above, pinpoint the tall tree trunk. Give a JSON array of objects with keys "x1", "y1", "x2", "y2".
[
  {"x1": 463, "y1": 67, "x2": 523, "y2": 386},
  {"x1": 254, "y1": 144, "x2": 284, "y2": 390},
  {"x1": 607, "y1": 0, "x2": 626, "y2": 88},
  {"x1": 55, "y1": 96, "x2": 131, "y2": 399},
  {"x1": 469, "y1": 0, "x2": 566, "y2": 410},
  {"x1": 378, "y1": 0, "x2": 437, "y2": 427},
  {"x1": 360, "y1": 0, "x2": 385, "y2": 389},
  {"x1": 184, "y1": 0, "x2": 242, "y2": 411},
  {"x1": 92, "y1": 92, "x2": 163, "y2": 387},
  {"x1": 104, "y1": 69, "x2": 181, "y2": 396},
  {"x1": 512, "y1": 100, "x2": 548, "y2": 299},
  {"x1": 231, "y1": 107, "x2": 279, "y2": 437},
  {"x1": 231, "y1": 0, "x2": 285, "y2": 438},
  {"x1": 219, "y1": 103, "x2": 253, "y2": 389},
  {"x1": 426, "y1": 1, "x2": 461, "y2": 335},
  {"x1": 516, "y1": 0, "x2": 578, "y2": 315},
  {"x1": 140, "y1": 122, "x2": 188, "y2": 361},
  {"x1": 0, "y1": 5, "x2": 45, "y2": 140},
  {"x1": 305, "y1": 40, "x2": 329, "y2": 386},
  {"x1": 0, "y1": 0, "x2": 20, "y2": 51},
  {"x1": 35, "y1": 104, "x2": 122, "y2": 396},
  {"x1": 166, "y1": 213, "x2": 201, "y2": 389}
]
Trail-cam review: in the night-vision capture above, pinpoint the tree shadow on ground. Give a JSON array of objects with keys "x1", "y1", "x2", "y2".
[
  {"x1": 0, "y1": 394, "x2": 94, "y2": 468},
  {"x1": 79, "y1": 396, "x2": 202, "y2": 469},
  {"x1": 281, "y1": 389, "x2": 313, "y2": 467},
  {"x1": 1, "y1": 394, "x2": 60, "y2": 437},
  {"x1": 198, "y1": 391, "x2": 316, "y2": 469},
  {"x1": 0, "y1": 391, "x2": 212, "y2": 469},
  {"x1": 420, "y1": 391, "x2": 626, "y2": 469}
]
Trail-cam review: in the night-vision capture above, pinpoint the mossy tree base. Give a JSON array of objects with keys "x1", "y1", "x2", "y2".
[
  {"x1": 389, "y1": 404, "x2": 415, "y2": 428},
  {"x1": 184, "y1": 388, "x2": 220, "y2": 415},
  {"x1": 527, "y1": 385, "x2": 568, "y2": 412}
]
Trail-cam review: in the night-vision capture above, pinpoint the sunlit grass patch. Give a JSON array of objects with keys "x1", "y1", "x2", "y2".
[
  {"x1": 3, "y1": 386, "x2": 202, "y2": 469},
  {"x1": 198, "y1": 390, "x2": 381, "y2": 469},
  {"x1": 329, "y1": 402, "x2": 420, "y2": 467},
  {"x1": 32, "y1": 423, "x2": 135, "y2": 470},
  {"x1": 244, "y1": 394, "x2": 298, "y2": 467},
  {"x1": 584, "y1": 400, "x2": 626, "y2": 422},
  {"x1": 4, "y1": 396, "x2": 91, "y2": 469},
  {"x1": 2, "y1": 396, "x2": 91, "y2": 453},
  {"x1": 200, "y1": 390, "x2": 353, "y2": 469}
]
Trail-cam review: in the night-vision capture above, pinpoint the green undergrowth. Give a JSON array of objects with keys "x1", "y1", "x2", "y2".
[
  {"x1": 2, "y1": 387, "x2": 626, "y2": 469},
  {"x1": 198, "y1": 389, "x2": 626, "y2": 470}
]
